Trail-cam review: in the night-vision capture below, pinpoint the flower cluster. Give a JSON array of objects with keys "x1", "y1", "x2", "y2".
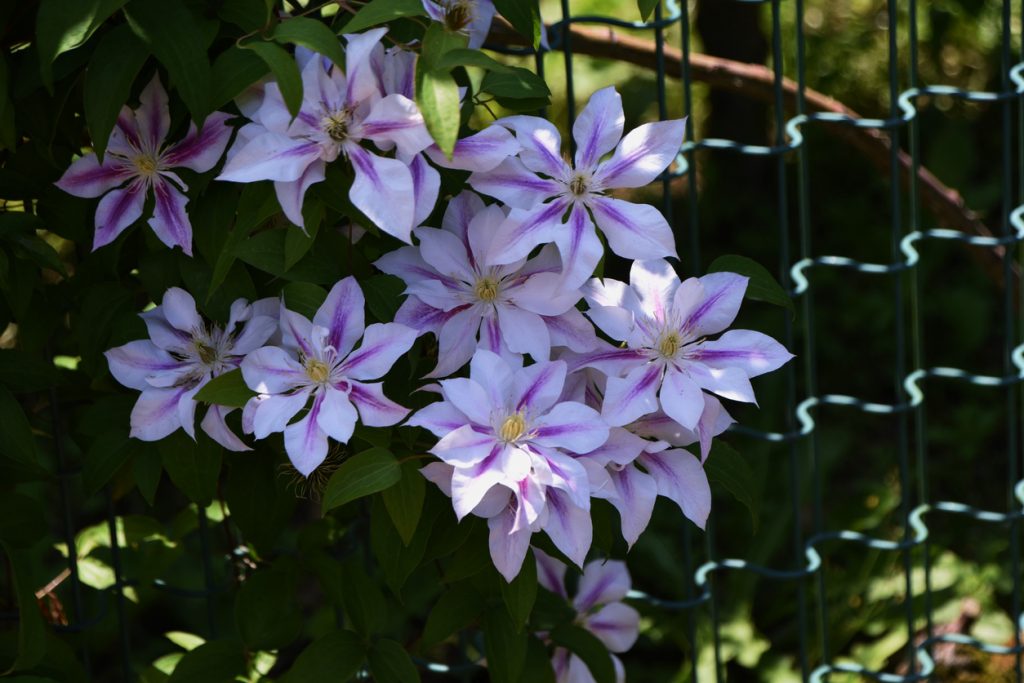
[{"x1": 81, "y1": 22, "x2": 793, "y2": 586}]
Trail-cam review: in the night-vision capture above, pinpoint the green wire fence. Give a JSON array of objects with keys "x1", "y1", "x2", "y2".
[{"x1": 34, "y1": 0, "x2": 1024, "y2": 681}]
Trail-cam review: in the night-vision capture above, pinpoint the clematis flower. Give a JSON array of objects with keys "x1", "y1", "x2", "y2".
[
  {"x1": 535, "y1": 549, "x2": 640, "y2": 683},
  {"x1": 422, "y1": 0, "x2": 496, "y2": 49},
  {"x1": 375, "y1": 191, "x2": 596, "y2": 377},
  {"x1": 218, "y1": 29, "x2": 434, "y2": 242},
  {"x1": 578, "y1": 259, "x2": 793, "y2": 432},
  {"x1": 105, "y1": 288, "x2": 277, "y2": 450},
  {"x1": 469, "y1": 86, "x2": 686, "y2": 287},
  {"x1": 240, "y1": 277, "x2": 416, "y2": 476},
  {"x1": 56, "y1": 75, "x2": 233, "y2": 254},
  {"x1": 410, "y1": 350, "x2": 609, "y2": 580}
]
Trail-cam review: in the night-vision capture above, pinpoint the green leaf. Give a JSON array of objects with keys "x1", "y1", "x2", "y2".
[
  {"x1": 321, "y1": 447, "x2": 401, "y2": 514},
  {"x1": 492, "y1": 0, "x2": 541, "y2": 49},
  {"x1": 415, "y1": 66, "x2": 460, "y2": 158},
  {"x1": 550, "y1": 624, "x2": 616, "y2": 683},
  {"x1": 339, "y1": 0, "x2": 425, "y2": 34},
  {"x1": 500, "y1": 548, "x2": 536, "y2": 632},
  {"x1": 218, "y1": 0, "x2": 272, "y2": 32},
  {"x1": 0, "y1": 56, "x2": 15, "y2": 151},
  {"x1": 0, "y1": 387, "x2": 39, "y2": 467},
  {"x1": 193, "y1": 369, "x2": 255, "y2": 409},
  {"x1": 282, "y1": 630, "x2": 365, "y2": 683},
  {"x1": 0, "y1": 349, "x2": 58, "y2": 392},
  {"x1": 520, "y1": 635, "x2": 557, "y2": 683},
  {"x1": 0, "y1": 542, "x2": 46, "y2": 673},
  {"x1": 705, "y1": 441, "x2": 761, "y2": 532},
  {"x1": 421, "y1": 586, "x2": 483, "y2": 649},
  {"x1": 434, "y1": 48, "x2": 512, "y2": 73},
  {"x1": 125, "y1": 0, "x2": 213, "y2": 122},
  {"x1": 0, "y1": 493, "x2": 47, "y2": 548},
  {"x1": 211, "y1": 46, "x2": 269, "y2": 110},
  {"x1": 364, "y1": 274, "x2": 405, "y2": 324},
  {"x1": 638, "y1": 0, "x2": 660, "y2": 21},
  {"x1": 239, "y1": 40, "x2": 303, "y2": 117},
  {"x1": 282, "y1": 282, "x2": 326, "y2": 319},
  {"x1": 235, "y1": 562, "x2": 302, "y2": 650},
  {"x1": 382, "y1": 461, "x2": 426, "y2": 546},
  {"x1": 370, "y1": 494, "x2": 441, "y2": 594},
  {"x1": 483, "y1": 609, "x2": 528, "y2": 683},
  {"x1": 224, "y1": 453, "x2": 295, "y2": 552},
  {"x1": 84, "y1": 24, "x2": 149, "y2": 161},
  {"x1": 707, "y1": 254, "x2": 794, "y2": 313},
  {"x1": 166, "y1": 640, "x2": 246, "y2": 683},
  {"x1": 368, "y1": 639, "x2": 420, "y2": 683},
  {"x1": 275, "y1": 17, "x2": 347, "y2": 69},
  {"x1": 284, "y1": 199, "x2": 323, "y2": 270},
  {"x1": 209, "y1": 181, "x2": 280, "y2": 298},
  {"x1": 83, "y1": 430, "x2": 136, "y2": 496},
  {"x1": 334, "y1": 558, "x2": 387, "y2": 636},
  {"x1": 36, "y1": 0, "x2": 129, "y2": 88},
  {"x1": 158, "y1": 432, "x2": 222, "y2": 506},
  {"x1": 480, "y1": 67, "x2": 550, "y2": 100},
  {"x1": 132, "y1": 447, "x2": 162, "y2": 505}
]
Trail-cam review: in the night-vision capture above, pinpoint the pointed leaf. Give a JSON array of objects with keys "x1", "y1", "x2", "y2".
[
  {"x1": 274, "y1": 16, "x2": 347, "y2": 70},
  {"x1": 321, "y1": 447, "x2": 401, "y2": 514},
  {"x1": 708, "y1": 254, "x2": 794, "y2": 313},
  {"x1": 492, "y1": 0, "x2": 541, "y2": 49},
  {"x1": 705, "y1": 441, "x2": 762, "y2": 532},
  {"x1": 282, "y1": 630, "x2": 365, "y2": 683},
  {"x1": 239, "y1": 40, "x2": 303, "y2": 118},
  {"x1": 193, "y1": 369, "x2": 256, "y2": 408},
  {"x1": 421, "y1": 585, "x2": 483, "y2": 649},
  {"x1": 84, "y1": 24, "x2": 149, "y2": 161},
  {"x1": 550, "y1": 624, "x2": 616, "y2": 683},
  {"x1": 382, "y1": 461, "x2": 426, "y2": 546},
  {"x1": 339, "y1": 0, "x2": 425, "y2": 34},
  {"x1": 500, "y1": 548, "x2": 536, "y2": 632}
]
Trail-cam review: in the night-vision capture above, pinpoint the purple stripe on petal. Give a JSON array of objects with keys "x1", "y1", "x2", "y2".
[{"x1": 516, "y1": 362, "x2": 561, "y2": 411}]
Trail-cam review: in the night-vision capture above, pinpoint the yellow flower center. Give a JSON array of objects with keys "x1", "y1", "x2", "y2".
[
  {"x1": 569, "y1": 174, "x2": 589, "y2": 196},
  {"x1": 323, "y1": 112, "x2": 350, "y2": 142},
  {"x1": 305, "y1": 359, "x2": 331, "y2": 384},
  {"x1": 498, "y1": 412, "x2": 527, "y2": 443},
  {"x1": 443, "y1": 0, "x2": 474, "y2": 31},
  {"x1": 474, "y1": 276, "x2": 499, "y2": 302},
  {"x1": 133, "y1": 155, "x2": 159, "y2": 176},
  {"x1": 194, "y1": 340, "x2": 218, "y2": 365},
  {"x1": 658, "y1": 332, "x2": 682, "y2": 359}
]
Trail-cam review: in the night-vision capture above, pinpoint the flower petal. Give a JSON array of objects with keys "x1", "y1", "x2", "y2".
[
  {"x1": 497, "y1": 115, "x2": 566, "y2": 178},
  {"x1": 241, "y1": 346, "x2": 307, "y2": 394},
  {"x1": 360, "y1": 94, "x2": 433, "y2": 160},
  {"x1": 343, "y1": 27, "x2": 388, "y2": 106},
  {"x1": 513, "y1": 359, "x2": 567, "y2": 414},
  {"x1": 488, "y1": 502, "x2": 534, "y2": 582},
  {"x1": 217, "y1": 131, "x2": 322, "y2": 183},
  {"x1": 534, "y1": 548, "x2": 569, "y2": 598},
  {"x1": 410, "y1": 154, "x2": 440, "y2": 227},
  {"x1": 432, "y1": 424, "x2": 499, "y2": 467},
  {"x1": 602, "y1": 363, "x2": 661, "y2": 427},
  {"x1": 542, "y1": 489, "x2": 592, "y2": 568},
  {"x1": 573, "y1": 86, "x2": 624, "y2": 170},
  {"x1": 546, "y1": 309, "x2": 599, "y2": 353},
  {"x1": 409, "y1": 400, "x2": 470, "y2": 437},
  {"x1": 638, "y1": 447, "x2": 711, "y2": 528},
  {"x1": 275, "y1": 161, "x2": 327, "y2": 228},
  {"x1": 606, "y1": 465, "x2": 657, "y2": 547},
  {"x1": 148, "y1": 179, "x2": 193, "y2": 254},
  {"x1": 629, "y1": 259, "x2": 680, "y2": 323},
  {"x1": 554, "y1": 203, "x2": 604, "y2": 289},
  {"x1": 426, "y1": 124, "x2": 519, "y2": 172},
  {"x1": 590, "y1": 196, "x2": 677, "y2": 261},
  {"x1": 694, "y1": 329, "x2": 794, "y2": 377},
  {"x1": 659, "y1": 366, "x2": 705, "y2": 430},
  {"x1": 284, "y1": 395, "x2": 330, "y2": 476},
  {"x1": 428, "y1": 307, "x2": 480, "y2": 378},
  {"x1": 486, "y1": 199, "x2": 567, "y2": 267},
  {"x1": 162, "y1": 111, "x2": 234, "y2": 173},
  {"x1": 683, "y1": 272, "x2": 748, "y2": 337},
  {"x1": 341, "y1": 322, "x2": 416, "y2": 380},
  {"x1": 201, "y1": 404, "x2": 251, "y2": 452},
  {"x1": 93, "y1": 182, "x2": 146, "y2": 250},
  {"x1": 439, "y1": 377, "x2": 493, "y2": 426},
  {"x1": 509, "y1": 271, "x2": 581, "y2": 317},
  {"x1": 347, "y1": 144, "x2": 415, "y2": 242},
  {"x1": 250, "y1": 391, "x2": 309, "y2": 439},
  {"x1": 594, "y1": 118, "x2": 686, "y2": 189},
  {"x1": 349, "y1": 380, "x2": 409, "y2": 426},
  {"x1": 314, "y1": 277, "x2": 366, "y2": 359},
  {"x1": 105, "y1": 340, "x2": 180, "y2": 391},
  {"x1": 394, "y1": 295, "x2": 453, "y2": 335},
  {"x1": 55, "y1": 154, "x2": 133, "y2": 198},
  {"x1": 585, "y1": 603, "x2": 641, "y2": 653},
  {"x1": 416, "y1": 226, "x2": 475, "y2": 281},
  {"x1": 686, "y1": 363, "x2": 756, "y2": 404},
  {"x1": 316, "y1": 387, "x2": 358, "y2": 443},
  {"x1": 136, "y1": 74, "x2": 170, "y2": 152},
  {"x1": 496, "y1": 305, "x2": 550, "y2": 361},
  {"x1": 575, "y1": 559, "x2": 631, "y2": 611},
  {"x1": 130, "y1": 387, "x2": 188, "y2": 441},
  {"x1": 469, "y1": 157, "x2": 561, "y2": 209},
  {"x1": 531, "y1": 401, "x2": 608, "y2": 454}
]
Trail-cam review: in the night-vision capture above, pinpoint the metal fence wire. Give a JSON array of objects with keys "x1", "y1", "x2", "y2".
[{"x1": 31, "y1": 0, "x2": 1024, "y2": 681}]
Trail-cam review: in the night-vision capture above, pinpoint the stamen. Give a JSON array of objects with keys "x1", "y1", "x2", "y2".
[
  {"x1": 133, "y1": 155, "x2": 158, "y2": 176},
  {"x1": 658, "y1": 332, "x2": 682, "y2": 359},
  {"x1": 305, "y1": 359, "x2": 331, "y2": 384},
  {"x1": 569, "y1": 174, "x2": 589, "y2": 196},
  {"x1": 194, "y1": 340, "x2": 218, "y2": 365},
  {"x1": 443, "y1": 0, "x2": 474, "y2": 31},
  {"x1": 474, "y1": 276, "x2": 499, "y2": 302},
  {"x1": 498, "y1": 412, "x2": 527, "y2": 443},
  {"x1": 323, "y1": 111, "x2": 350, "y2": 142}
]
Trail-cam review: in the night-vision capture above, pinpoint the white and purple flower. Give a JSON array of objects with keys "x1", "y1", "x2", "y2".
[
  {"x1": 240, "y1": 277, "x2": 416, "y2": 476},
  {"x1": 535, "y1": 550, "x2": 640, "y2": 683},
  {"x1": 412, "y1": 350, "x2": 609, "y2": 580},
  {"x1": 469, "y1": 87, "x2": 686, "y2": 287},
  {"x1": 376, "y1": 191, "x2": 596, "y2": 378},
  {"x1": 579, "y1": 259, "x2": 793, "y2": 431},
  {"x1": 422, "y1": 0, "x2": 496, "y2": 49},
  {"x1": 105, "y1": 288, "x2": 277, "y2": 450},
  {"x1": 56, "y1": 75, "x2": 233, "y2": 254},
  {"x1": 218, "y1": 29, "x2": 434, "y2": 241}
]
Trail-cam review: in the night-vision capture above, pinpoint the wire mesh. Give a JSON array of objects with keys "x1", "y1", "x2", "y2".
[{"x1": 36, "y1": 0, "x2": 1024, "y2": 681}]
